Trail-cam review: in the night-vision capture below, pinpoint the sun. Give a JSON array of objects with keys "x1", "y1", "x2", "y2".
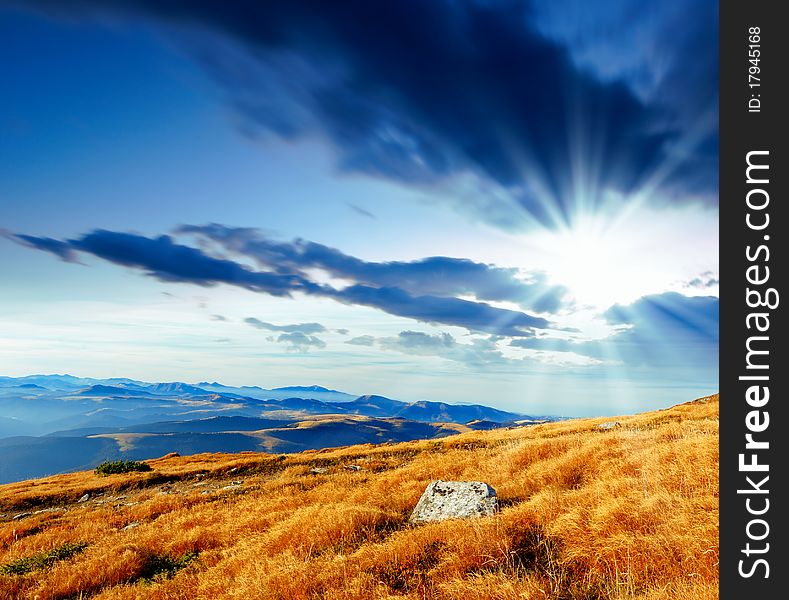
[{"x1": 527, "y1": 213, "x2": 647, "y2": 309}]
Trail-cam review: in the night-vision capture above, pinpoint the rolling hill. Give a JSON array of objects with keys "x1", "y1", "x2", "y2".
[
  {"x1": 0, "y1": 375, "x2": 544, "y2": 484},
  {"x1": 0, "y1": 394, "x2": 719, "y2": 599}
]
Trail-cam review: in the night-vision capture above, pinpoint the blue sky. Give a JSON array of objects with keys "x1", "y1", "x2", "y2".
[{"x1": 0, "y1": 1, "x2": 718, "y2": 416}]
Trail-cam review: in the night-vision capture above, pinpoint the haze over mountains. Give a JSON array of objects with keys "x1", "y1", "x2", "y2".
[{"x1": 0, "y1": 375, "x2": 547, "y2": 483}]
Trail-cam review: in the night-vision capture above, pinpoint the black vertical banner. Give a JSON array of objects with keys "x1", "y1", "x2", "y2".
[{"x1": 720, "y1": 1, "x2": 788, "y2": 598}]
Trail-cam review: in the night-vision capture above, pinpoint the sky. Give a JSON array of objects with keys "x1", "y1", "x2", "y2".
[{"x1": 0, "y1": 0, "x2": 719, "y2": 416}]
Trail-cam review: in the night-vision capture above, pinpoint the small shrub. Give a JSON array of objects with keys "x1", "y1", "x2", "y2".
[
  {"x1": 0, "y1": 541, "x2": 88, "y2": 575},
  {"x1": 95, "y1": 460, "x2": 152, "y2": 476},
  {"x1": 138, "y1": 550, "x2": 199, "y2": 583}
]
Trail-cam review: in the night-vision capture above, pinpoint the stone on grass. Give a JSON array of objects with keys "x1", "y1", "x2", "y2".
[
  {"x1": 597, "y1": 421, "x2": 621, "y2": 430},
  {"x1": 409, "y1": 480, "x2": 497, "y2": 524}
]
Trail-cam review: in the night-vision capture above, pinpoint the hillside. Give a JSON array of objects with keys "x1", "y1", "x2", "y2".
[
  {"x1": 0, "y1": 394, "x2": 719, "y2": 599},
  {"x1": 0, "y1": 375, "x2": 536, "y2": 484},
  {"x1": 0, "y1": 415, "x2": 480, "y2": 484}
]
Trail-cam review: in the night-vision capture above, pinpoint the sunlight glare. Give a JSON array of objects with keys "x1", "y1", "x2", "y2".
[{"x1": 529, "y1": 214, "x2": 643, "y2": 309}]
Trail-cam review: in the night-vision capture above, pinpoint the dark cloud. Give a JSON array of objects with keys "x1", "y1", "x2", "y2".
[
  {"x1": 210, "y1": 314, "x2": 228, "y2": 321},
  {"x1": 11, "y1": 228, "x2": 550, "y2": 336},
  {"x1": 275, "y1": 331, "x2": 326, "y2": 352},
  {"x1": 180, "y1": 224, "x2": 567, "y2": 313},
  {"x1": 60, "y1": 229, "x2": 320, "y2": 295},
  {"x1": 16, "y1": 0, "x2": 716, "y2": 226},
  {"x1": 329, "y1": 284, "x2": 548, "y2": 336},
  {"x1": 244, "y1": 317, "x2": 326, "y2": 335},
  {"x1": 3, "y1": 232, "x2": 80, "y2": 262}
]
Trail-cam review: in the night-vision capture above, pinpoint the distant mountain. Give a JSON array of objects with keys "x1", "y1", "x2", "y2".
[
  {"x1": 0, "y1": 435, "x2": 119, "y2": 483},
  {"x1": 270, "y1": 397, "x2": 342, "y2": 412},
  {"x1": 273, "y1": 385, "x2": 342, "y2": 394},
  {"x1": 0, "y1": 373, "x2": 553, "y2": 483},
  {"x1": 0, "y1": 416, "x2": 35, "y2": 438},
  {"x1": 340, "y1": 394, "x2": 409, "y2": 415},
  {"x1": 74, "y1": 385, "x2": 156, "y2": 397},
  {"x1": 196, "y1": 382, "x2": 356, "y2": 403},
  {"x1": 0, "y1": 374, "x2": 88, "y2": 389},
  {"x1": 396, "y1": 400, "x2": 520, "y2": 423},
  {"x1": 146, "y1": 382, "x2": 211, "y2": 395},
  {"x1": 465, "y1": 419, "x2": 504, "y2": 431},
  {"x1": 0, "y1": 414, "x2": 474, "y2": 483},
  {"x1": 197, "y1": 381, "x2": 230, "y2": 388},
  {"x1": 118, "y1": 415, "x2": 293, "y2": 434}
]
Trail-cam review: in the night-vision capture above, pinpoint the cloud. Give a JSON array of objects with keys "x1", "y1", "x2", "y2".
[
  {"x1": 17, "y1": 0, "x2": 717, "y2": 227},
  {"x1": 601, "y1": 292, "x2": 718, "y2": 371},
  {"x1": 527, "y1": 0, "x2": 719, "y2": 205},
  {"x1": 348, "y1": 203, "x2": 376, "y2": 219},
  {"x1": 512, "y1": 292, "x2": 719, "y2": 373},
  {"x1": 274, "y1": 331, "x2": 326, "y2": 352},
  {"x1": 180, "y1": 224, "x2": 567, "y2": 313},
  {"x1": 30, "y1": 229, "x2": 321, "y2": 295},
  {"x1": 369, "y1": 330, "x2": 597, "y2": 368},
  {"x1": 379, "y1": 331, "x2": 508, "y2": 367},
  {"x1": 3, "y1": 232, "x2": 80, "y2": 262},
  {"x1": 11, "y1": 228, "x2": 551, "y2": 336},
  {"x1": 685, "y1": 272, "x2": 719, "y2": 289},
  {"x1": 346, "y1": 335, "x2": 375, "y2": 346},
  {"x1": 300, "y1": 325, "x2": 601, "y2": 367},
  {"x1": 244, "y1": 317, "x2": 326, "y2": 335},
  {"x1": 331, "y1": 283, "x2": 549, "y2": 336},
  {"x1": 210, "y1": 314, "x2": 228, "y2": 321}
]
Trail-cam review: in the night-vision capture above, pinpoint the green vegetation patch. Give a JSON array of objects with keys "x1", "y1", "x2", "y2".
[
  {"x1": 0, "y1": 541, "x2": 88, "y2": 575},
  {"x1": 138, "y1": 550, "x2": 199, "y2": 583},
  {"x1": 95, "y1": 460, "x2": 152, "y2": 476}
]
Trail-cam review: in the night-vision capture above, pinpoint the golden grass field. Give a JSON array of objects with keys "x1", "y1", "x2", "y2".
[{"x1": 0, "y1": 394, "x2": 718, "y2": 599}]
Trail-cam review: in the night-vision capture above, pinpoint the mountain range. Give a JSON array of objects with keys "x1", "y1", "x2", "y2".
[{"x1": 0, "y1": 375, "x2": 550, "y2": 483}]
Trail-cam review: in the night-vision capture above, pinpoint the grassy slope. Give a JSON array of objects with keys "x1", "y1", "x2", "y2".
[{"x1": 0, "y1": 395, "x2": 718, "y2": 600}]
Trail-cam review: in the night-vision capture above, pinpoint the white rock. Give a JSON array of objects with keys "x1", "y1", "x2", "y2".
[
  {"x1": 409, "y1": 480, "x2": 497, "y2": 524},
  {"x1": 597, "y1": 421, "x2": 621, "y2": 430},
  {"x1": 78, "y1": 493, "x2": 90, "y2": 503}
]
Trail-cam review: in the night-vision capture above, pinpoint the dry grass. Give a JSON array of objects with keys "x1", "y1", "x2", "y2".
[{"x1": 0, "y1": 394, "x2": 718, "y2": 599}]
